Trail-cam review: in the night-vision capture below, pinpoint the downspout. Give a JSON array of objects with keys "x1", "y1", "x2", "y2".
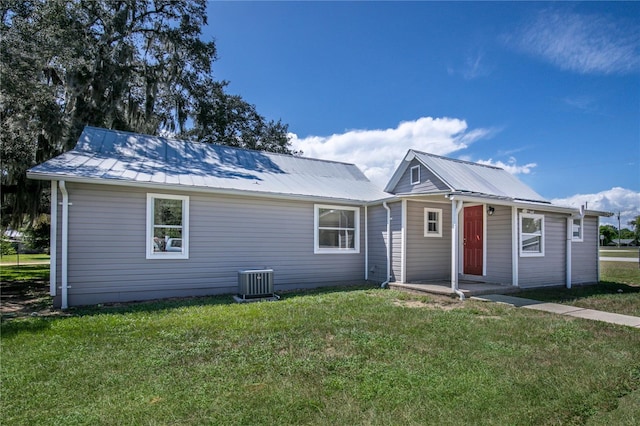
[
  {"x1": 381, "y1": 201, "x2": 392, "y2": 288},
  {"x1": 49, "y1": 181, "x2": 57, "y2": 296},
  {"x1": 59, "y1": 181, "x2": 70, "y2": 309},
  {"x1": 566, "y1": 217, "x2": 572, "y2": 289},
  {"x1": 364, "y1": 205, "x2": 368, "y2": 281},
  {"x1": 450, "y1": 198, "x2": 465, "y2": 300}
]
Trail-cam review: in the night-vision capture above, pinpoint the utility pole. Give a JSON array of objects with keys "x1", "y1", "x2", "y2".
[{"x1": 617, "y1": 211, "x2": 621, "y2": 248}]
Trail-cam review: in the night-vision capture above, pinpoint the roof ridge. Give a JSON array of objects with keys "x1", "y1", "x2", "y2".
[{"x1": 411, "y1": 149, "x2": 504, "y2": 171}]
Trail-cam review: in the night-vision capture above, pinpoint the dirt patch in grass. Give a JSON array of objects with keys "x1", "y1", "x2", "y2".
[
  {"x1": 392, "y1": 295, "x2": 461, "y2": 310},
  {"x1": 0, "y1": 279, "x2": 63, "y2": 320}
]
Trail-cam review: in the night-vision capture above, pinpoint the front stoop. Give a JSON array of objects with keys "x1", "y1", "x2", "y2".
[{"x1": 389, "y1": 281, "x2": 521, "y2": 298}]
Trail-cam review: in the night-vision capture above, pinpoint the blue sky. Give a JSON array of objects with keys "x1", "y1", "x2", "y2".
[{"x1": 204, "y1": 1, "x2": 639, "y2": 226}]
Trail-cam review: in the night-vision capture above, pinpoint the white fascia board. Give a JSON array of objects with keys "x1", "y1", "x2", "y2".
[
  {"x1": 27, "y1": 172, "x2": 373, "y2": 206},
  {"x1": 447, "y1": 193, "x2": 578, "y2": 215},
  {"x1": 383, "y1": 153, "x2": 412, "y2": 192}
]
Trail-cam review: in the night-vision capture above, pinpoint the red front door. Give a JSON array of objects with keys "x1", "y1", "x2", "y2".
[{"x1": 463, "y1": 205, "x2": 483, "y2": 275}]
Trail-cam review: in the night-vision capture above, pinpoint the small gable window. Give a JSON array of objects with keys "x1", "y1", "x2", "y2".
[
  {"x1": 314, "y1": 204, "x2": 360, "y2": 254},
  {"x1": 410, "y1": 165, "x2": 420, "y2": 185},
  {"x1": 572, "y1": 218, "x2": 583, "y2": 242},
  {"x1": 520, "y1": 213, "x2": 544, "y2": 257},
  {"x1": 146, "y1": 193, "x2": 189, "y2": 259},
  {"x1": 424, "y1": 208, "x2": 442, "y2": 238}
]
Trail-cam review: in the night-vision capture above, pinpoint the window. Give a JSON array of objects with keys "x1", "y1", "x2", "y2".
[
  {"x1": 519, "y1": 213, "x2": 544, "y2": 257},
  {"x1": 314, "y1": 204, "x2": 360, "y2": 254},
  {"x1": 410, "y1": 165, "x2": 420, "y2": 185},
  {"x1": 424, "y1": 208, "x2": 442, "y2": 237},
  {"x1": 572, "y1": 217, "x2": 583, "y2": 242},
  {"x1": 146, "y1": 193, "x2": 189, "y2": 259}
]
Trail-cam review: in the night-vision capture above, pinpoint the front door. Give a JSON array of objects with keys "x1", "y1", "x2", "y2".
[{"x1": 463, "y1": 205, "x2": 483, "y2": 275}]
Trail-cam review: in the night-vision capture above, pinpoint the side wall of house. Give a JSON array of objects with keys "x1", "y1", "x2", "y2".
[
  {"x1": 571, "y1": 215, "x2": 599, "y2": 284},
  {"x1": 484, "y1": 205, "x2": 513, "y2": 284},
  {"x1": 405, "y1": 200, "x2": 452, "y2": 282},
  {"x1": 391, "y1": 159, "x2": 449, "y2": 194},
  {"x1": 366, "y1": 203, "x2": 389, "y2": 283},
  {"x1": 389, "y1": 201, "x2": 403, "y2": 282},
  {"x1": 518, "y1": 210, "x2": 567, "y2": 288},
  {"x1": 61, "y1": 182, "x2": 367, "y2": 306}
]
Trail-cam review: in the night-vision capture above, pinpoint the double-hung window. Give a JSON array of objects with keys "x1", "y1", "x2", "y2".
[
  {"x1": 424, "y1": 208, "x2": 442, "y2": 237},
  {"x1": 519, "y1": 213, "x2": 544, "y2": 257},
  {"x1": 146, "y1": 193, "x2": 189, "y2": 259},
  {"x1": 572, "y1": 217, "x2": 583, "y2": 242},
  {"x1": 314, "y1": 205, "x2": 360, "y2": 254}
]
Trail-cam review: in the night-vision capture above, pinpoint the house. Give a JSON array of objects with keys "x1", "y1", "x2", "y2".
[{"x1": 27, "y1": 127, "x2": 611, "y2": 308}]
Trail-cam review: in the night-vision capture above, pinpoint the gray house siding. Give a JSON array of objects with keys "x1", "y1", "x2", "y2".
[
  {"x1": 518, "y1": 211, "x2": 567, "y2": 288},
  {"x1": 484, "y1": 205, "x2": 513, "y2": 285},
  {"x1": 390, "y1": 159, "x2": 449, "y2": 195},
  {"x1": 59, "y1": 182, "x2": 366, "y2": 306},
  {"x1": 366, "y1": 204, "x2": 389, "y2": 283},
  {"x1": 571, "y1": 216, "x2": 599, "y2": 284},
  {"x1": 389, "y1": 201, "x2": 403, "y2": 282},
  {"x1": 405, "y1": 201, "x2": 452, "y2": 282}
]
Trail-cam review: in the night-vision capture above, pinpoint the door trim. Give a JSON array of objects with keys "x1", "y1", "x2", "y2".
[{"x1": 461, "y1": 204, "x2": 486, "y2": 276}]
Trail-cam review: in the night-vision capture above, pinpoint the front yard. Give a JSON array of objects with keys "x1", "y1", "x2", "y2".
[{"x1": 2, "y1": 286, "x2": 639, "y2": 425}]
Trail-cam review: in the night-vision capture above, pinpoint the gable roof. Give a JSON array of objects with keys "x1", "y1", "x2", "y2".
[
  {"x1": 385, "y1": 150, "x2": 548, "y2": 203},
  {"x1": 27, "y1": 126, "x2": 389, "y2": 203}
]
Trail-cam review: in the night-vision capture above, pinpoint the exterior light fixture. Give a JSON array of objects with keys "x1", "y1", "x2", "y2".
[{"x1": 487, "y1": 206, "x2": 495, "y2": 216}]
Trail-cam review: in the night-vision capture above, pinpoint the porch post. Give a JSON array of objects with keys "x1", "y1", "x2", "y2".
[{"x1": 451, "y1": 199, "x2": 463, "y2": 293}]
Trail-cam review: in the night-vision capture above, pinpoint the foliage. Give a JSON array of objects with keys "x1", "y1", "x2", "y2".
[
  {"x1": 23, "y1": 215, "x2": 50, "y2": 252},
  {"x1": 599, "y1": 224, "x2": 634, "y2": 245},
  {"x1": 1, "y1": 235, "x2": 17, "y2": 255},
  {"x1": 2, "y1": 288, "x2": 639, "y2": 425},
  {"x1": 629, "y1": 215, "x2": 640, "y2": 242},
  {"x1": 1, "y1": 0, "x2": 291, "y2": 226}
]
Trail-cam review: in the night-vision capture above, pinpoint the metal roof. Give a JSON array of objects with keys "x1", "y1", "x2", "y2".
[
  {"x1": 393, "y1": 150, "x2": 549, "y2": 203},
  {"x1": 27, "y1": 126, "x2": 390, "y2": 203}
]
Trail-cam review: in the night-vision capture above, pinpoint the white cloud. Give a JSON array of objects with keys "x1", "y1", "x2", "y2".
[
  {"x1": 507, "y1": 9, "x2": 640, "y2": 75},
  {"x1": 475, "y1": 157, "x2": 537, "y2": 175},
  {"x1": 551, "y1": 187, "x2": 640, "y2": 227},
  {"x1": 290, "y1": 117, "x2": 495, "y2": 186}
]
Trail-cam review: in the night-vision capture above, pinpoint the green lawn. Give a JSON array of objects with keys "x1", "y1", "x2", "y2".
[
  {"x1": 0, "y1": 253, "x2": 50, "y2": 265},
  {"x1": 2, "y1": 287, "x2": 639, "y2": 425},
  {"x1": 599, "y1": 247, "x2": 639, "y2": 258}
]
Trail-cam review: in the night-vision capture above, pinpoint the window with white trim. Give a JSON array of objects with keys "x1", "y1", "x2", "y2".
[
  {"x1": 146, "y1": 193, "x2": 189, "y2": 259},
  {"x1": 519, "y1": 213, "x2": 544, "y2": 257},
  {"x1": 314, "y1": 205, "x2": 360, "y2": 254},
  {"x1": 410, "y1": 165, "x2": 420, "y2": 185},
  {"x1": 572, "y1": 217, "x2": 583, "y2": 242},
  {"x1": 424, "y1": 208, "x2": 442, "y2": 237}
]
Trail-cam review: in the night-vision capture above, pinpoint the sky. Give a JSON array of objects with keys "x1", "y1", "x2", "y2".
[{"x1": 204, "y1": 1, "x2": 640, "y2": 227}]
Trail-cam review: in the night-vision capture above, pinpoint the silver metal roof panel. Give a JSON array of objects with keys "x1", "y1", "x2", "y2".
[{"x1": 28, "y1": 126, "x2": 389, "y2": 202}]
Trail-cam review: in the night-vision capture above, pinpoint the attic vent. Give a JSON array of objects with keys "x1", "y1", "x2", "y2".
[{"x1": 237, "y1": 269, "x2": 274, "y2": 299}]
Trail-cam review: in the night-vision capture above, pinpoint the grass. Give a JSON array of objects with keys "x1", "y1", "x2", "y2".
[
  {"x1": 599, "y1": 247, "x2": 639, "y2": 259},
  {"x1": 0, "y1": 263, "x2": 50, "y2": 282},
  {"x1": 517, "y1": 261, "x2": 640, "y2": 317},
  {"x1": 0, "y1": 253, "x2": 50, "y2": 265},
  {"x1": 2, "y1": 287, "x2": 640, "y2": 425}
]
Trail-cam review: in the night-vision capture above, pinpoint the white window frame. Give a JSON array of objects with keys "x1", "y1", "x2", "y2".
[
  {"x1": 146, "y1": 193, "x2": 189, "y2": 260},
  {"x1": 424, "y1": 208, "x2": 442, "y2": 238},
  {"x1": 519, "y1": 212, "x2": 544, "y2": 257},
  {"x1": 572, "y1": 217, "x2": 583, "y2": 242},
  {"x1": 410, "y1": 165, "x2": 420, "y2": 185},
  {"x1": 314, "y1": 204, "x2": 360, "y2": 254}
]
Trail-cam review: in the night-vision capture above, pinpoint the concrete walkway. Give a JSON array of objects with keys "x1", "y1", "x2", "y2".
[{"x1": 472, "y1": 294, "x2": 640, "y2": 328}]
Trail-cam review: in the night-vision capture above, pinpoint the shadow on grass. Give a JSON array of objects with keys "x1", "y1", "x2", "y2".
[{"x1": 1, "y1": 281, "x2": 381, "y2": 338}]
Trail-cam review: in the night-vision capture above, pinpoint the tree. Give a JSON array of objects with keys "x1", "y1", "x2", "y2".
[
  {"x1": 628, "y1": 215, "x2": 640, "y2": 242},
  {"x1": 599, "y1": 224, "x2": 618, "y2": 246},
  {"x1": 1, "y1": 0, "x2": 291, "y2": 227}
]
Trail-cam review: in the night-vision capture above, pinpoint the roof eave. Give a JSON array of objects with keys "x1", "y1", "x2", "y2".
[{"x1": 27, "y1": 171, "x2": 378, "y2": 205}]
